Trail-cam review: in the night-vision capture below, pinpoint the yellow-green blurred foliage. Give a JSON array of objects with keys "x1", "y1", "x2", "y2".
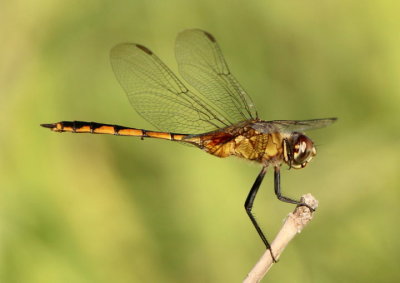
[{"x1": 1, "y1": 0, "x2": 399, "y2": 282}]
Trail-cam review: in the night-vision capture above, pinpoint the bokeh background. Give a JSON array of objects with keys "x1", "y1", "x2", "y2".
[{"x1": 1, "y1": 0, "x2": 399, "y2": 282}]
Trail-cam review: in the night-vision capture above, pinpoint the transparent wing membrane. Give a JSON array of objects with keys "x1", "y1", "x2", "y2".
[
  {"x1": 110, "y1": 30, "x2": 334, "y2": 137},
  {"x1": 176, "y1": 29, "x2": 257, "y2": 123},
  {"x1": 110, "y1": 30, "x2": 257, "y2": 134},
  {"x1": 269, "y1": 118, "x2": 337, "y2": 132},
  {"x1": 110, "y1": 44, "x2": 228, "y2": 134}
]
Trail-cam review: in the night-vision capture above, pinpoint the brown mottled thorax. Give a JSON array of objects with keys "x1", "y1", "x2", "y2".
[{"x1": 183, "y1": 120, "x2": 286, "y2": 165}]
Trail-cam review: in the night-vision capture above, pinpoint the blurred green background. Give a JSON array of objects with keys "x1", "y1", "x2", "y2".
[{"x1": 1, "y1": 0, "x2": 399, "y2": 282}]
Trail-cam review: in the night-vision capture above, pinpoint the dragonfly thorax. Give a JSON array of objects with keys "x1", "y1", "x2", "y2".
[{"x1": 283, "y1": 133, "x2": 316, "y2": 169}]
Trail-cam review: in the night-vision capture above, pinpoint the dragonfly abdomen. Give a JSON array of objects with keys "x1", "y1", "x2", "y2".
[{"x1": 40, "y1": 121, "x2": 187, "y2": 141}]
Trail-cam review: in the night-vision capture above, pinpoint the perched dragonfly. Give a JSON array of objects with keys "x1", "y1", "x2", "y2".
[{"x1": 41, "y1": 29, "x2": 336, "y2": 262}]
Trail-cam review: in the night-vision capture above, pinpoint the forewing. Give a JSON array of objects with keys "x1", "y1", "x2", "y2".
[
  {"x1": 271, "y1": 118, "x2": 337, "y2": 132},
  {"x1": 175, "y1": 29, "x2": 257, "y2": 125},
  {"x1": 110, "y1": 43, "x2": 232, "y2": 134}
]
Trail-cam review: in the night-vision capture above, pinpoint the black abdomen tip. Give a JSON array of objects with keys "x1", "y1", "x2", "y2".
[{"x1": 40, "y1": 123, "x2": 56, "y2": 129}]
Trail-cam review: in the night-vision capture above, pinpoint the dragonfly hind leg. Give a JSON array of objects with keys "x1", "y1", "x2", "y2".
[{"x1": 244, "y1": 166, "x2": 277, "y2": 262}]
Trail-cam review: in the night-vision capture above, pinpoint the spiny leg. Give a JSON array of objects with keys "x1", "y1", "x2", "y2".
[
  {"x1": 244, "y1": 166, "x2": 277, "y2": 262},
  {"x1": 274, "y1": 166, "x2": 315, "y2": 211}
]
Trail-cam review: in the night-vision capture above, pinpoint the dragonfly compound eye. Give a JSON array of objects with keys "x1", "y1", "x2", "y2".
[{"x1": 291, "y1": 134, "x2": 316, "y2": 169}]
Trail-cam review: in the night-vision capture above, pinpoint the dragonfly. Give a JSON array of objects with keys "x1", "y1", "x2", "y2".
[{"x1": 41, "y1": 29, "x2": 336, "y2": 262}]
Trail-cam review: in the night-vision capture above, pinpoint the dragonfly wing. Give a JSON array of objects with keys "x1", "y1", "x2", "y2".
[
  {"x1": 110, "y1": 43, "x2": 232, "y2": 134},
  {"x1": 270, "y1": 118, "x2": 337, "y2": 133},
  {"x1": 175, "y1": 29, "x2": 258, "y2": 125}
]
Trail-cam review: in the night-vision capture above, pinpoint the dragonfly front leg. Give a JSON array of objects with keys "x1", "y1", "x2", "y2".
[
  {"x1": 274, "y1": 166, "x2": 315, "y2": 211},
  {"x1": 244, "y1": 166, "x2": 277, "y2": 262}
]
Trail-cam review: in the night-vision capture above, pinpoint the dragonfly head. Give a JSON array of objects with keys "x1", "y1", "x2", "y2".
[{"x1": 284, "y1": 133, "x2": 316, "y2": 169}]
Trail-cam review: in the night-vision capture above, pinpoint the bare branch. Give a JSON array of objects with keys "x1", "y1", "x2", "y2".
[{"x1": 243, "y1": 194, "x2": 319, "y2": 283}]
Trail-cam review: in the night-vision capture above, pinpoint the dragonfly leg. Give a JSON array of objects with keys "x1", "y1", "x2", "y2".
[
  {"x1": 244, "y1": 166, "x2": 277, "y2": 262},
  {"x1": 274, "y1": 166, "x2": 315, "y2": 212}
]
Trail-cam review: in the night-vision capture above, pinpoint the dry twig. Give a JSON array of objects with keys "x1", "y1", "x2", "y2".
[{"x1": 243, "y1": 194, "x2": 318, "y2": 283}]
